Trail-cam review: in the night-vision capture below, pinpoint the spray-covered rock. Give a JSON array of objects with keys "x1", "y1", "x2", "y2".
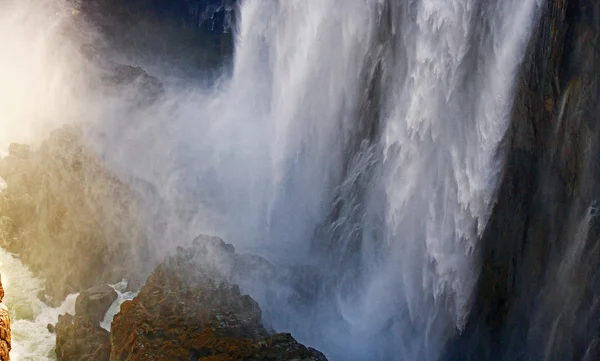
[
  {"x1": 110, "y1": 236, "x2": 328, "y2": 361},
  {"x1": 55, "y1": 313, "x2": 110, "y2": 361},
  {"x1": 0, "y1": 126, "x2": 150, "y2": 303},
  {"x1": 75, "y1": 285, "x2": 118, "y2": 324}
]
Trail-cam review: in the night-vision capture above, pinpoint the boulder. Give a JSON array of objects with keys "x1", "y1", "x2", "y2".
[
  {"x1": 75, "y1": 285, "x2": 118, "y2": 324},
  {"x1": 55, "y1": 313, "x2": 110, "y2": 361},
  {"x1": 109, "y1": 237, "x2": 328, "y2": 361}
]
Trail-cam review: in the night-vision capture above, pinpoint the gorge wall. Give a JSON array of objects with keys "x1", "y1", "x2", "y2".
[{"x1": 447, "y1": 0, "x2": 600, "y2": 359}]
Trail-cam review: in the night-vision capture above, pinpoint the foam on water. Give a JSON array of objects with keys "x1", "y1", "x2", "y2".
[{"x1": 0, "y1": 248, "x2": 76, "y2": 361}]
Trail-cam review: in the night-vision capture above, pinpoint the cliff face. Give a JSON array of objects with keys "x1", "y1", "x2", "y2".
[
  {"x1": 447, "y1": 0, "x2": 600, "y2": 359},
  {"x1": 0, "y1": 127, "x2": 150, "y2": 302},
  {"x1": 78, "y1": 0, "x2": 237, "y2": 33},
  {"x1": 74, "y1": 0, "x2": 236, "y2": 73},
  {"x1": 0, "y1": 274, "x2": 10, "y2": 361}
]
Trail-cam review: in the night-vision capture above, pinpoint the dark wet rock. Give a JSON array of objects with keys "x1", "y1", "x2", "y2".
[
  {"x1": 47, "y1": 323, "x2": 55, "y2": 334},
  {"x1": 446, "y1": 0, "x2": 600, "y2": 360},
  {"x1": 110, "y1": 236, "x2": 327, "y2": 361},
  {"x1": 76, "y1": 44, "x2": 165, "y2": 105},
  {"x1": 72, "y1": 0, "x2": 235, "y2": 77},
  {"x1": 55, "y1": 313, "x2": 110, "y2": 361},
  {"x1": 75, "y1": 285, "x2": 118, "y2": 324},
  {"x1": 0, "y1": 126, "x2": 149, "y2": 302},
  {"x1": 582, "y1": 340, "x2": 600, "y2": 361},
  {"x1": 80, "y1": 0, "x2": 238, "y2": 34}
]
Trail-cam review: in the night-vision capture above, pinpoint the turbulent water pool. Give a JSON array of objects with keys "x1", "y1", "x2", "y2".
[
  {"x1": 0, "y1": 247, "x2": 135, "y2": 360},
  {"x1": 0, "y1": 247, "x2": 75, "y2": 360}
]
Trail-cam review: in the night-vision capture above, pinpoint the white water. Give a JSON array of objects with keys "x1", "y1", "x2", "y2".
[
  {"x1": 0, "y1": 248, "x2": 76, "y2": 361},
  {"x1": 0, "y1": 0, "x2": 541, "y2": 360},
  {"x1": 0, "y1": 245, "x2": 135, "y2": 360},
  {"x1": 101, "y1": 281, "x2": 137, "y2": 332}
]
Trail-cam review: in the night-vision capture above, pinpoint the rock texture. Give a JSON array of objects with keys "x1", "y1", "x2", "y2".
[
  {"x1": 73, "y1": 0, "x2": 235, "y2": 75},
  {"x1": 0, "y1": 274, "x2": 10, "y2": 361},
  {"x1": 55, "y1": 284, "x2": 117, "y2": 361},
  {"x1": 79, "y1": 0, "x2": 237, "y2": 33},
  {"x1": 75, "y1": 285, "x2": 118, "y2": 324},
  {"x1": 446, "y1": 0, "x2": 600, "y2": 360},
  {"x1": 56, "y1": 314, "x2": 111, "y2": 361},
  {"x1": 110, "y1": 236, "x2": 328, "y2": 361},
  {"x1": 0, "y1": 126, "x2": 149, "y2": 303}
]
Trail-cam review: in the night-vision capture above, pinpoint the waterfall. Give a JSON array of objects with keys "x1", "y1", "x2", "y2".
[
  {"x1": 183, "y1": 1, "x2": 539, "y2": 359},
  {"x1": 84, "y1": 0, "x2": 541, "y2": 359},
  {"x1": 0, "y1": 0, "x2": 544, "y2": 359}
]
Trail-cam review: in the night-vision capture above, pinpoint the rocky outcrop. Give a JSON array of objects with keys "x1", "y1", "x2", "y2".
[
  {"x1": 55, "y1": 284, "x2": 117, "y2": 361},
  {"x1": 75, "y1": 285, "x2": 118, "y2": 324},
  {"x1": 110, "y1": 236, "x2": 327, "y2": 361},
  {"x1": 0, "y1": 126, "x2": 149, "y2": 303},
  {"x1": 0, "y1": 274, "x2": 9, "y2": 361},
  {"x1": 55, "y1": 314, "x2": 110, "y2": 361}
]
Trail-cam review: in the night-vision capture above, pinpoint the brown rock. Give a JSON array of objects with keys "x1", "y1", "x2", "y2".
[
  {"x1": 75, "y1": 285, "x2": 118, "y2": 324},
  {"x1": 55, "y1": 313, "x2": 110, "y2": 361},
  {"x1": 109, "y1": 237, "x2": 327, "y2": 361},
  {"x1": 0, "y1": 274, "x2": 9, "y2": 361}
]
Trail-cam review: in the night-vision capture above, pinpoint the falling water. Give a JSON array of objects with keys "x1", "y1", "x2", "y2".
[
  {"x1": 154, "y1": 1, "x2": 539, "y2": 359},
  {"x1": 0, "y1": 0, "x2": 544, "y2": 360},
  {"x1": 85, "y1": 0, "x2": 541, "y2": 359}
]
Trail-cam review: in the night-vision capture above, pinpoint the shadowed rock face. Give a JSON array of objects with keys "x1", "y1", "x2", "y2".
[
  {"x1": 445, "y1": 0, "x2": 600, "y2": 359},
  {"x1": 0, "y1": 274, "x2": 10, "y2": 361},
  {"x1": 72, "y1": 0, "x2": 236, "y2": 75},
  {"x1": 75, "y1": 285, "x2": 118, "y2": 324},
  {"x1": 78, "y1": 0, "x2": 237, "y2": 33},
  {"x1": 55, "y1": 314, "x2": 111, "y2": 361},
  {"x1": 110, "y1": 236, "x2": 328, "y2": 361}
]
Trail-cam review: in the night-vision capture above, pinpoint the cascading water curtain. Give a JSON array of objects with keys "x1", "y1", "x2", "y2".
[
  {"x1": 23, "y1": 0, "x2": 541, "y2": 360},
  {"x1": 215, "y1": 0, "x2": 541, "y2": 360}
]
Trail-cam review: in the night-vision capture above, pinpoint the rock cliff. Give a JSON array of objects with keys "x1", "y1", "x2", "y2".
[
  {"x1": 0, "y1": 274, "x2": 10, "y2": 361},
  {"x1": 0, "y1": 127, "x2": 149, "y2": 303},
  {"x1": 446, "y1": 0, "x2": 600, "y2": 359}
]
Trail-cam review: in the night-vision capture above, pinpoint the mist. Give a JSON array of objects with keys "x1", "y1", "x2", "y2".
[{"x1": 0, "y1": 0, "x2": 545, "y2": 360}]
